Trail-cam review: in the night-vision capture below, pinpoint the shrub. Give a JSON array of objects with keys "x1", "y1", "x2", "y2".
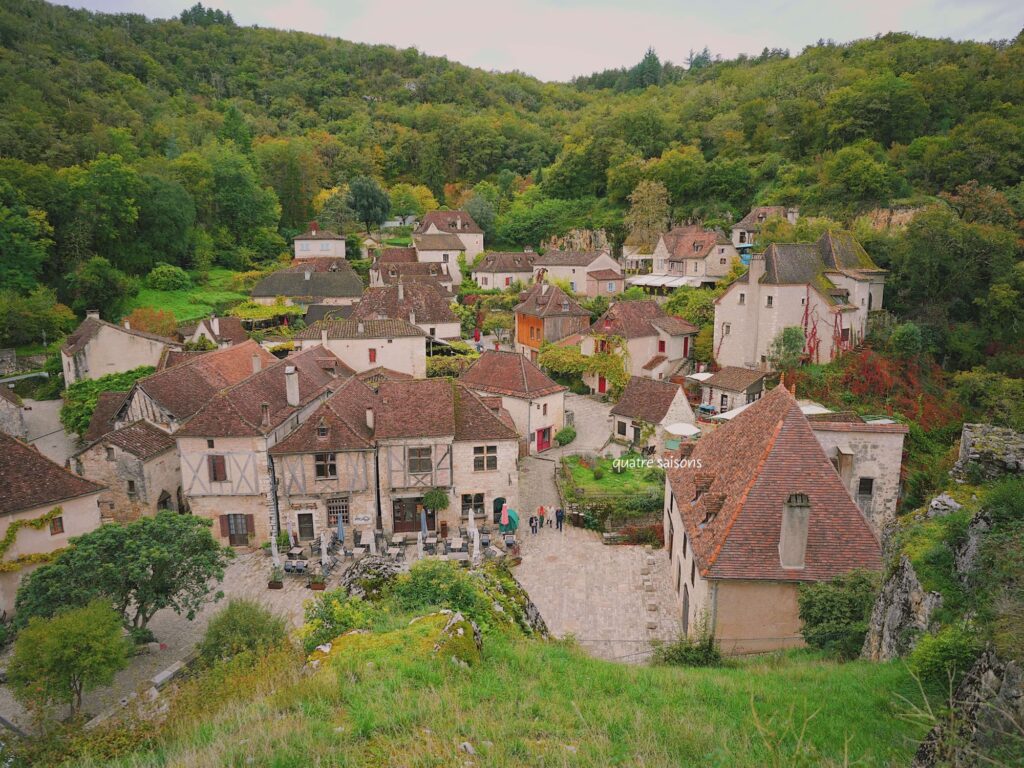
[
  {"x1": 983, "y1": 477, "x2": 1024, "y2": 525},
  {"x1": 797, "y1": 569, "x2": 880, "y2": 659},
  {"x1": 199, "y1": 600, "x2": 288, "y2": 666},
  {"x1": 387, "y1": 559, "x2": 488, "y2": 622},
  {"x1": 554, "y1": 426, "x2": 576, "y2": 446},
  {"x1": 146, "y1": 263, "x2": 192, "y2": 291},
  {"x1": 908, "y1": 624, "x2": 982, "y2": 688},
  {"x1": 592, "y1": 467, "x2": 604, "y2": 480},
  {"x1": 653, "y1": 621, "x2": 722, "y2": 667},
  {"x1": 299, "y1": 591, "x2": 379, "y2": 653},
  {"x1": 619, "y1": 523, "x2": 664, "y2": 547}
]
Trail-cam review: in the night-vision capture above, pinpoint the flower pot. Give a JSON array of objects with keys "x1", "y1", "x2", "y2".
[
  {"x1": 268, "y1": 580, "x2": 283, "y2": 590},
  {"x1": 309, "y1": 582, "x2": 326, "y2": 591}
]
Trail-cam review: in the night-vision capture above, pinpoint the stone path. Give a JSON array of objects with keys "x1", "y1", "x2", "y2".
[
  {"x1": 554, "y1": 393, "x2": 616, "y2": 458},
  {"x1": 513, "y1": 524, "x2": 680, "y2": 663}
]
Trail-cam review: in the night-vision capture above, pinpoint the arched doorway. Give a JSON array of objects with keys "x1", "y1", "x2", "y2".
[
  {"x1": 492, "y1": 496, "x2": 506, "y2": 525},
  {"x1": 157, "y1": 490, "x2": 173, "y2": 511},
  {"x1": 682, "y1": 584, "x2": 690, "y2": 635}
]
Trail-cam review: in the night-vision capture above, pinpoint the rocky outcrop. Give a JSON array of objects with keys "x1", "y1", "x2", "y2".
[
  {"x1": 338, "y1": 555, "x2": 402, "y2": 598},
  {"x1": 862, "y1": 556, "x2": 943, "y2": 661},
  {"x1": 429, "y1": 610, "x2": 483, "y2": 667},
  {"x1": 926, "y1": 493, "x2": 963, "y2": 519},
  {"x1": 952, "y1": 424, "x2": 1024, "y2": 482},
  {"x1": 914, "y1": 648, "x2": 1024, "y2": 767},
  {"x1": 954, "y1": 511, "x2": 992, "y2": 583}
]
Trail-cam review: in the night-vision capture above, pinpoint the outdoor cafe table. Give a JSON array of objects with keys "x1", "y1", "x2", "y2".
[
  {"x1": 449, "y1": 551, "x2": 470, "y2": 562},
  {"x1": 425, "y1": 536, "x2": 438, "y2": 546},
  {"x1": 391, "y1": 533, "x2": 405, "y2": 545},
  {"x1": 359, "y1": 530, "x2": 374, "y2": 547},
  {"x1": 449, "y1": 537, "x2": 464, "y2": 551},
  {"x1": 287, "y1": 547, "x2": 304, "y2": 558}
]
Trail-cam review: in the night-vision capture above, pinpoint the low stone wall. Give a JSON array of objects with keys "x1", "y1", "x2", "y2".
[{"x1": 952, "y1": 424, "x2": 1024, "y2": 482}]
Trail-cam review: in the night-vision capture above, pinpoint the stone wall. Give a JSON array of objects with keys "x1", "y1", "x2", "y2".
[
  {"x1": 862, "y1": 555, "x2": 943, "y2": 661},
  {"x1": 952, "y1": 424, "x2": 1024, "y2": 482}
]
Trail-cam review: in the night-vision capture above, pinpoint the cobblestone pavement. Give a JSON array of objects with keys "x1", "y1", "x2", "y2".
[
  {"x1": 513, "y1": 523, "x2": 681, "y2": 663},
  {"x1": 549, "y1": 393, "x2": 623, "y2": 460},
  {"x1": 22, "y1": 398, "x2": 77, "y2": 465},
  {"x1": 0, "y1": 550, "x2": 352, "y2": 729}
]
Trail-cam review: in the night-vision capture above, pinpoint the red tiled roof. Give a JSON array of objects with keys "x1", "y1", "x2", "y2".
[
  {"x1": 587, "y1": 269, "x2": 623, "y2": 280},
  {"x1": 734, "y1": 206, "x2": 789, "y2": 231},
  {"x1": 704, "y1": 366, "x2": 768, "y2": 393},
  {"x1": 659, "y1": 225, "x2": 719, "y2": 261},
  {"x1": 62, "y1": 317, "x2": 180, "y2": 356},
  {"x1": 513, "y1": 282, "x2": 589, "y2": 319},
  {"x1": 158, "y1": 349, "x2": 207, "y2": 370},
  {"x1": 591, "y1": 301, "x2": 696, "y2": 340},
  {"x1": 375, "y1": 379, "x2": 517, "y2": 442},
  {"x1": 0, "y1": 432, "x2": 103, "y2": 515},
  {"x1": 415, "y1": 210, "x2": 483, "y2": 235},
  {"x1": 295, "y1": 318, "x2": 427, "y2": 340},
  {"x1": 379, "y1": 247, "x2": 417, "y2": 263},
  {"x1": 460, "y1": 351, "x2": 566, "y2": 399},
  {"x1": 472, "y1": 252, "x2": 537, "y2": 274},
  {"x1": 534, "y1": 250, "x2": 609, "y2": 267},
  {"x1": 82, "y1": 391, "x2": 128, "y2": 443},
  {"x1": 610, "y1": 377, "x2": 681, "y2": 424},
  {"x1": 270, "y1": 377, "x2": 377, "y2": 454},
  {"x1": 79, "y1": 420, "x2": 175, "y2": 460},
  {"x1": 356, "y1": 367, "x2": 414, "y2": 385},
  {"x1": 293, "y1": 223, "x2": 343, "y2": 241},
  {"x1": 351, "y1": 284, "x2": 458, "y2": 326},
  {"x1": 641, "y1": 354, "x2": 667, "y2": 371},
  {"x1": 665, "y1": 386, "x2": 881, "y2": 582}
]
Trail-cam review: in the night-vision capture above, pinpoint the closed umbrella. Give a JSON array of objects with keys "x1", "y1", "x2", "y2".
[
  {"x1": 500, "y1": 503, "x2": 509, "y2": 527},
  {"x1": 420, "y1": 508, "x2": 429, "y2": 538},
  {"x1": 336, "y1": 510, "x2": 345, "y2": 549},
  {"x1": 286, "y1": 518, "x2": 297, "y2": 548},
  {"x1": 270, "y1": 531, "x2": 281, "y2": 568},
  {"x1": 417, "y1": 530, "x2": 424, "y2": 558},
  {"x1": 320, "y1": 530, "x2": 330, "y2": 570}
]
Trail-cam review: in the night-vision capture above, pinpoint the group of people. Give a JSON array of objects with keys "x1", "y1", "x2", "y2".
[{"x1": 528, "y1": 505, "x2": 564, "y2": 535}]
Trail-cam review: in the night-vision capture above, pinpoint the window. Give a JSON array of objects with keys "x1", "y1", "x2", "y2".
[
  {"x1": 738, "y1": 293, "x2": 745, "y2": 305},
  {"x1": 368, "y1": 348, "x2": 377, "y2": 364},
  {"x1": 327, "y1": 497, "x2": 350, "y2": 526},
  {"x1": 505, "y1": 277, "x2": 511, "y2": 287},
  {"x1": 461, "y1": 493, "x2": 484, "y2": 517},
  {"x1": 841, "y1": 328, "x2": 851, "y2": 341},
  {"x1": 429, "y1": 327, "x2": 436, "y2": 337},
  {"x1": 690, "y1": 560, "x2": 696, "y2": 585},
  {"x1": 207, "y1": 439, "x2": 215, "y2": 449},
  {"x1": 607, "y1": 282, "x2": 615, "y2": 292},
  {"x1": 693, "y1": 262, "x2": 699, "y2": 273},
  {"x1": 766, "y1": 295, "x2": 774, "y2": 308},
  {"x1": 481, "y1": 277, "x2": 488, "y2": 286},
  {"x1": 720, "y1": 258, "x2": 727, "y2": 265},
  {"x1": 569, "y1": 281, "x2": 576, "y2": 292},
  {"x1": 316, "y1": 421, "x2": 329, "y2": 438},
  {"x1": 858, "y1": 478, "x2": 874, "y2": 497},
  {"x1": 722, "y1": 323, "x2": 731, "y2": 336},
  {"x1": 542, "y1": 403, "x2": 548, "y2": 416},
  {"x1": 297, "y1": 513, "x2": 315, "y2": 540},
  {"x1": 315, "y1": 453, "x2": 337, "y2": 479},
  {"x1": 682, "y1": 532, "x2": 687, "y2": 558},
  {"x1": 49, "y1": 516, "x2": 64, "y2": 535},
  {"x1": 658, "y1": 339, "x2": 666, "y2": 353},
  {"x1": 442, "y1": 254, "x2": 449, "y2": 262},
  {"x1": 105, "y1": 446, "x2": 115, "y2": 461},
  {"x1": 127, "y1": 480, "x2": 136, "y2": 497},
  {"x1": 617, "y1": 420, "x2": 627, "y2": 436},
  {"x1": 408, "y1": 446, "x2": 432, "y2": 474},
  {"x1": 208, "y1": 455, "x2": 228, "y2": 482},
  {"x1": 300, "y1": 242, "x2": 310, "y2": 252},
  {"x1": 692, "y1": 241, "x2": 701, "y2": 252},
  {"x1": 473, "y1": 445, "x2": 497, "y2": 471}
]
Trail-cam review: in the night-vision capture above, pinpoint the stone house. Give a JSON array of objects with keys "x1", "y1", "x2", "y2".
[
  {"x1": 295, "y1": 318, "x2": 427, "y2": 378},
  {"x1": 663, "y1": 386, "x2": 882, "y2": 653},
  {"x1": 700, "y1": 366, "x2": 769, "y2": 413},
  {"x1": 730, "y1": 206, "x2": 799, "y2": 248},
  {"x1": 610, "y1": 376, "x2": 695, "y2": 449},
  {"x1": 115, "y1": 341, "x2": 277, "y2": 433},
  {"x1": 580, "y1": 301, "x2": 697, "y2": 392},
  {"x1": 178, "y1": 316, "x2": 248, "y2": 348},
  {"x1": 585, "y1": 269, "x2": 625, "y2": 298},
  {"x1": 0, "y1": 432, "x2": 104, "y2": 617},
  {"x1": 175, "y1": 346, "x2": 345, "y2": 547},
  {"x1": 471, "y1": 252, "x2": 536, "y2": 289},
  {"x1": 459, "y1": 350, "x2": 567, "y2": 454},
  {"x1": 532, "y1": 250, "x2": 620, "y2": 296},
  {"x1": 0, "y1": 387, "x2": 26, "y2": 441},
  {"x1": 251, "y1": 259, "x2": 363, "y2": 308},
  {"x1": 713, "y1": 231, "x2": 887, "y2": 370},
  {"x1": 369, "y1": 260, "x2": 456, "y2": 296},
  {"x1": 61, "y1": 312, "x2": 182, "y2": 386},
  {"x1": 513, "y1": 282, "x2": 591, "y2": 361},
  {"x1": 412, "y1": 233, "x2": 467, "y2": 284},
  {"x1": 293, "y1": 222, "x2": 346, "y2": 259},
  {"x1": 72, "y1": 420, "x2": 181, "y2": 522},
  {"x1": 415, "y1": 210, "x2": 485, "y2": 260},
  {"x1": 807, "y1": 413, "x2": 909, "y2": 533},
  {"x1": 351, "y1": 283, "x2": 461, "y2": 341}
]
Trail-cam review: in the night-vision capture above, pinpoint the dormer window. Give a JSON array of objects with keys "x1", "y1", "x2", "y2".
[{"x1": 316, "y1": 420, "x2": 329, "y2": 438}]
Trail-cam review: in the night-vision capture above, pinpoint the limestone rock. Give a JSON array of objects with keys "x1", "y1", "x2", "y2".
[
  {"x1": 862, "y1": 555, "x2": 942, "y2": 660},
  {"x1": 338, "y1": 555, "x2": 402, "y2": 598},
  {"x1": 926, "y1": 493, "x2": 962, "y2": 518},
  {"x1": 431, "y1": 611, "x2": 483, "y2": 665},
  {"x1": 951, "y1": 424, "x2": 1024, "y2": 483},
  {"x1": 953, "y1": 511, "x2": 992, "y2": 582}
]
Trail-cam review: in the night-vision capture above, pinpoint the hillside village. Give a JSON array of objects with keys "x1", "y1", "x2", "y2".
[{"x1": 0, "y1": 2, "x2": 1023, "y2": 765}]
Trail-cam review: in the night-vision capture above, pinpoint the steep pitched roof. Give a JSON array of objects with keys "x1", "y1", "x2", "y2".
[
  {"x1": 415, "y1": 210, "x2": 483, "y2": 235},
  {"x1": 62, "y1": 316, "x2": 180, "y2": 356},
  {"x1": 460, "y1": 350, "x2": 566, "y2": 399},
  {"x1": 513, "y1": 282, "x2": 589, "y2": 319},
  {"x1": 251, "y1": 261, "x2": 363, "y2": 300},
  {"x1": 82, "y1": 391, "x2": 128, "y2": 443},
  {"x1": 665, "y1": 386, "x2": 881, "y2": 582},
  {"x1": 293, "y1": 223, "x2": 343, "y2": 241},
  {"x1": 591, "y1": 301, "x2": 697, "y2": 340},
  {"x1": 351, "y1": 284, "x2": 457, "y2": 326},
  {"x1": 79, "y1": 420, "x2": 175, "y2": 460},
  {"x1": 375, "y1": 261, "x2": 453, "y2": 283},
  {"x1": 175, "y1": 346, "x2": 347, "y2": 438},
  {"x1": 295, "y1": 318, "x2": 427, "y2": 341},
  {"x1": 704, "y1": 366, "x2": 768, "y2": 393},
  {"x1": 0, "y1": 433, "x2": 103, "y2": 515},
  {"x1": 413, "y1": 233, "x2": 466, "y2": 251},
  {"x1": 734, "y1": 206, "x2": 788, "y2": 231},
  {"x1": 611, "y1": 377, "x2": 682, "y2": 424},
  {"x1": 375, "y1": 379, "x2": 517, "y2": 442},
  {"x1": 472, "y1": 252, "x2": 537, "y2": 274},
  {"x1": 378, "y1": 247, "x2": 417, "y2": 263},
  {"x1": 757, "y1": 231, "x2": 885, "y2": 306},
  {"x1": 303, "y1": 304, "x2": 354, "y2": 325},
  {"x1": 270, "y1": 377, "x2": 377, "y2": 454},
  {"x1": 659, "y1": 225, "x2": 719, "y2": 261},
  {"x1": 534, "y1": 250, "x2": 608, "y2": 267},
  {"x1": 182, "y1": 316, "x2": 248, "y2": 346},
  {"x1": 587, "y1": 269, "x2": 624, "y2": 280}
]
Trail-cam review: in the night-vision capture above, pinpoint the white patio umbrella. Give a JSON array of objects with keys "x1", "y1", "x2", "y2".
[
  {"x1": 270, "y1": 532, "x2": 282, "y2": 568},
  {"x1": 416, "y1": 530, "x2": 424, "y2": 559},
  {"x1": 472, "y1": 527, "x2": 481, "y2": 563},
  {"x1": 320, "y1": 530, "x2": 330, "y2": 570},
  {"x1": 368, "y1": 529, "x2": 377, "y2": 555},
  {"x1": 665, "y1": 422, "x2": 701, "y2": 437},
  {"x1": 286, "y1": 517, "x2": 297, "y2": 548}
]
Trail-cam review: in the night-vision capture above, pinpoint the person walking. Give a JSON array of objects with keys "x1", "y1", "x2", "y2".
[
  {"x1": 537, "y1": 505, "x2": 546, "y2": 532},
  {"x1": 555, "y1": 507, "x2": 565, "y2": 532},
  {"x1": 529, "y1": 514, "x2": 538, "y2": 535}
]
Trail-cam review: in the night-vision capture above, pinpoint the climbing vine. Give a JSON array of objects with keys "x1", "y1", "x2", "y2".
[
  {"x1": 537, "y1": 334, "x2": 630, "y2": 397},
  {"x1": 0, "y1": 506, "x2": 64, "y2": 573}
]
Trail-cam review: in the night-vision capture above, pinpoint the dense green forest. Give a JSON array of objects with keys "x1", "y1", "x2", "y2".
[{"x1": 0, "y1": 0, "x2": 1022, "y2": 381}]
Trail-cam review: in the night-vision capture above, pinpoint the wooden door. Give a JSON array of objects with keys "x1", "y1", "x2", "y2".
[
  {"x1": 297, "y1": 513, "x2": 315, "y2": 540},
  {"x1": 536, "y1": 427, "x2": 551, "y2": 452},
  {"x1": 394, "y1": 497, "x2": 434, "y2": 533},
  {"x1": 225, "y1": 514, "x2": 251, "y2": 547},
  {"x1": 598, "y1": 376, "x2": 606, "y2": 394}
]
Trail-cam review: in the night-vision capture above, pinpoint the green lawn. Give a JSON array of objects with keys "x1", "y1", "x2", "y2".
[
  {"x1": 564, "y1": 453, "x2": 664, "y2": 496},
  {"x1": 123, "y1": 268, "x2": 249, "y2": 324}
]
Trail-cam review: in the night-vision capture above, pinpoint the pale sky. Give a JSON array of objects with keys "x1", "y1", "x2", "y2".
[{"x1": 69, "y1": 0, "x2": 1023, "y2": 81}]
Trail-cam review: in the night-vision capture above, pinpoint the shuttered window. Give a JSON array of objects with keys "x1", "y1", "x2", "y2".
[{"x1": 208, "y1": 455, "x2": 228, "y2": 482}]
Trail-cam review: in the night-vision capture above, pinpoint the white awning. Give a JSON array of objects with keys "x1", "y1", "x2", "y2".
[
  {"x1": 713, "y1": 401, "x2": 835, "y2": 421},
  {"x1": 686, "y1": 372, "x2": 714, "y2": 382},
  {"x1": 664, "y1": 422, "x2": 701, "y2": 437}
]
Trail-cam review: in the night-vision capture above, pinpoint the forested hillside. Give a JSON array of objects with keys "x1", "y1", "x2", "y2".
[{"x1": 0, "y1": 0, "x2": 1022, "y2": 377}]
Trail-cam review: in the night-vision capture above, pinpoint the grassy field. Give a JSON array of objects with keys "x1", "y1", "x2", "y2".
[
  {"x1": 564, "y1": 454, "x2": 664, "y2": 496},
  {"x1": 87, "y1": 623, "x2": 929, "y2": 768},
  {"x1": 123, "y1": 268, "x2": 250, "y2": 324}
]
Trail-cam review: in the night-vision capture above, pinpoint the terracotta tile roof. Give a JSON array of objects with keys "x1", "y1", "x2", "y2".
[
  {"x1": 356, "y1": 367, "x2": 414, "y2": 387},
  {"x1": 135, "y1": 341, "x2": 277, "y2": 424},
  {"x1": 82, "y1": 391, "x2": 128, "y2": 443},
  {"x1": 534, "y1": 250, "x2": 609, "y2": 267},
  {"x1": 808, "y1": 418, "x2": 909, "y2": 434},
  {"x1": 587, "y1": 269, "x2": 623, "y2": 280},
  {"x1": 270, "y1": 377, "x2": 377, "y2": 454},
  {"x1": 704, "y1": 366, "x2": 768, "y2": 393},
  {"x1": 665, "y1": 386, "x2": 881, "y2": 582},
  {"x1": 284, "y1": 258, "x2": 348, "y2": 272},
  {"x1": 80, "y1": 420, "x2": 176, "y2": 460},
  {"x1": 0, "y1": 387, "x2": 22, "y2": 407},
  {"x1": 460, "y1": 350, "x2": 566, "y2": 399},
  {"x1": 185, "y1": 316, "x2": 248, "y2": 345},
  {"x1": 591, "y1": 301, "x2": 697, "y2": 340},
  {"x1": 610, "y1": 377, "x2": 681, "y2": 424},
  {"x1": 0, "y1": 432, "x2": 103, "y2": 515},
  {"x1": 734, "y1": 206, "x2": 789, "y2": 231},
  {"x1": 176, "y1": 346, "x2": 347, "y2": 438},
  {"x1": 659, "y1": 226, "x2": 719, "y2": 261},
  {"x1": 303, "y1": 304, "x2": 354, "y2": 325},
  {"x1": 295, "y1": 318, "x2": 427, "y2": 340},
  {"x1": 415, "y1": 210, "x2": 482, "y2": 235},
  {"x1": 641, "y1": 354, "x2": 667, "y2": 371},
  {"x1": 413, "y1": 233, "x2": 466, "y2": 251},
  {"x1": 472, "y1": 252, "x2": 537, "y2": 274},
  {"x1": 379, "y1": 247, "x2": 417, "y2": 263},
  {"x1": 375, "y1": 379, "x2": 517, "y2": 442},
  {"x1": 513, "y1": 282, "x2": 589, "y2": 319},
  {"x1": 293, "y1": 223, "x2": 343, "y2": 241},
  {"x1": 351, "y1": 284, "x2": 457, "y2": 326},
  {"x1": 62, "y1": 316, "x2": 180, "y2": 356},
  {"x1": 251, "y1": 261, "x2": 363, "y2": 300},
  {"x1": 375, "y1": 261, "x2": 453, "y2": 282},
  {"x1": 157, "y1": 349, "x2": 206, "y2": 371}
]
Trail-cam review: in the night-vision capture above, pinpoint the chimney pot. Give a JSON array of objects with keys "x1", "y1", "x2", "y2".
[
  {"x1": 285, "y1": 365, "x2": 300, "y2": 407},
  {"x1": 365, "y1": 406, "x2": 375, "y2": 432},
  {"x1": 357, "y1": 321, "x2": 364, "y2": 334},
  {"x1": 321, "y1": 328, "x2": 328, "y2": 344},
  {"x1": 260, "y1": 402, "x2": 270, "y2": 427},
  {"x1": 397, "y1": 283, "x2": 404, "y2": 301},
  {"x1": 252, "y1": 354, "x2": 262, "y2": 374},
  {"x1": 779, "y1": 493, "x2": 811, "y2": 569},
  {"x1": 409, "y1": 310, "x2": 416, "y2": 325},
  {"x1": 86, "y1": 310, "x2": 101, "y2": 320},
  {"x1": 123, "y1": 319, "x2": 131, "y2": 330}
]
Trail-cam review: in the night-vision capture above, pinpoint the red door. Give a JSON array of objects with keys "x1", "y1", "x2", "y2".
[
  {"x1": 598, "y1": 376, "x2": 607, "y2": 394},
  {"x1": 536, "y1": 427, "x2": 551, "y2": 452}
]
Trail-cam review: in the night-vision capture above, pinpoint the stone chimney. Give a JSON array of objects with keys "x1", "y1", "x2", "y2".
[
  {"x1": 260, "y1": 402, "x2": 270, "y2": 427},
  {"x1": 210, "y1": 315, "x2": 220, "y2": 336},
  {"x1": 397, "y1": 283, "x2": 404, "y2": 301},
  {"x1": 252, "y1": 354, "x2": 262, "y2": 374},
  {"x1": 123, "y1": 319, "x2": 131, "y2": 330},
  {"x1": 357, "y1": 321, "x2": 364, "y2": 335},
  {"x1": 365, "y1": 406, "x2": 375, "y2": 432},
  {"x1": 786, "y1": 207, "x2": 799, "y2": 225},
  {"x1": 321, "y1": 328, "x2": 328, "y2": 344},
  {"x1": 285, "y1": 365, "x2": 299, "y2": 407},
  {"x1": 304, "y1": 270, "x2": 312, "y2": 281},
  {"x1": 86, "y1": 310, "x2": 101, "y2": 321},
  {"x1": 747, "y1": 251, "x2": 767, "y2": 286},
  {"x1": 409, "y1": 310, "x2": 416, "y2": 325},
  {"x1": 779, "y1": 493, "x2": 811, "y2": 569}
]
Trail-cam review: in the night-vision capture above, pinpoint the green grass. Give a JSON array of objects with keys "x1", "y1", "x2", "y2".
[
  {"x1": 383, "y1": 236, "x2": 412, "y2": 246},
  {"x1": 123, "y1": 268, "x2": 249, "y2": 324},
  {"x1": 564, "y1": 454, "x2": 663, "y2": 496}
]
